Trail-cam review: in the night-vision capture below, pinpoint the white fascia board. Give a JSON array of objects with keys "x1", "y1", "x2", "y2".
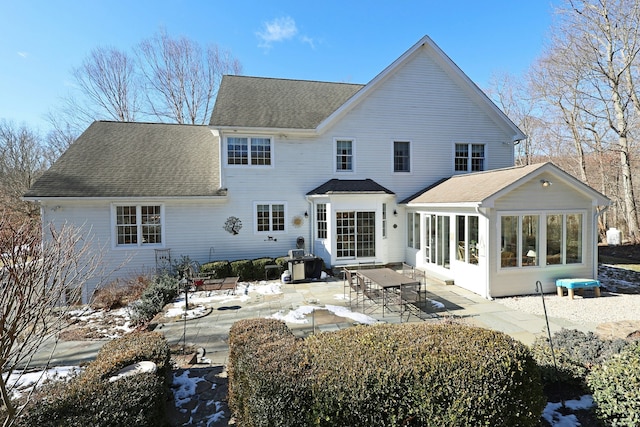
[{"x1": 214, "y1": 125, "x2": 317, "y2": 138}]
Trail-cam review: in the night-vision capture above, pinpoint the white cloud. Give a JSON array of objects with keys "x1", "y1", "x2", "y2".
[
  {"x1": 17, "y1": 52, "x2": 28, "y2": 58},
  {"x1": 257, "y1": 16, "x2": 298, "y2": 48}
]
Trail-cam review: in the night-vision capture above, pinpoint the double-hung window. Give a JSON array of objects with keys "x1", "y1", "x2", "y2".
[
  {"x1": 316, "y1": 204, "x2": 327, "y2": 239},
  {"x1": 393, "y1": 141, "x2": 410, "y2": 172},
  {"x1": 455, "y1": 143, "x2": 485, "y2": 172},
  {"x1": 227, "y1": 137, "x2": 272, "y2": 165},
  {"x1": 115, "y1": 205, "x2": 163, "y2": 247},
  {"x1": 336, "y1": 139, "x2": 354, "y2": 172},
  {"x1": 255, "y1": 203, "x2": 285, "y2": 233}
]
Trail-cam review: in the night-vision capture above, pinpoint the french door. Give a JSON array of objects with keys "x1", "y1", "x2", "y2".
[
  {"x1": 424, "y1": 214, "x2": 450, "y2": 268},
  {"x1": 336, "y1": 211, "x2": 376, "y2": 259}
]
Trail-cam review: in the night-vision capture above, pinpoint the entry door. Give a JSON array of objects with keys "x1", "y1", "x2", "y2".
[{"x1": 425, "y1": 215, "x2": 450, "y2": 269}]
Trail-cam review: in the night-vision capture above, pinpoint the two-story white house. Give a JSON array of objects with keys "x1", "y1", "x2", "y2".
[{"x1": 25, "y1": 35, "x2": 609, "y2": 302}]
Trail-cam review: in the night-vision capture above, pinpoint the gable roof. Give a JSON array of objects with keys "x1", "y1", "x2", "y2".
[
  {"x1": 210, "y1": 36, "x2": 525, "y2": 141},
  {"x1": 307, "y1": 179, "x2": 395, "y2": 196},
  {"x1": 25, "y1": 121, "x2": 225, "y2": 199},
  {"x1": 210, "y1": 76, "x2": 364, "y2": 130},
  {"x1": 317, "y1": 35, "x2": 525, "y2": 140},
  {"x1": 404, "y1": 162, "x2": 610, "y2": 207}
]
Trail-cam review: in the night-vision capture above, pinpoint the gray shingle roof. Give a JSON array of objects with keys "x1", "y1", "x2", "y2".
[
  {"x1": 25, "y1": 121, "x2": 225, "y2": 198},
  {"x1": 404, "y1": 163, "x2": 549, "y2": 204},
  {"x1": 210, "y1": 75, "x2": 364, "y2": 129},
  {"x1": 307, "y1": 179, "x2": 395, "y2": 195}
]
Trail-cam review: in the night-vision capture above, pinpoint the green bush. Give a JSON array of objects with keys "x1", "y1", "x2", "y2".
[
  {"x1": 17, "y1": 332, "x2": 170, "y2": 427},
  {"x1": 228, "y1": 319, "x2": 545, "y2": 427},
  {"x1": 228, "y1": 318, "x2": 308, "y2": 427},
  {"x1": 587, "y1": 341, "x2": 640, "y2": 426},
  {"x1": 231, "y1": 259, "x2": 254, "y2": 281},
  {"x1": 252, "y1": 257, "x2": 275, "y2": 279},
  {"x1": 274, "y1": 256, "x2": 289, "y2": 271},
  {"x1": 130, "y1": 274, "x2": 179, "y2": 324},
  {"x1": 200, "y1": 260, "x2": 232, "y2": 279}
]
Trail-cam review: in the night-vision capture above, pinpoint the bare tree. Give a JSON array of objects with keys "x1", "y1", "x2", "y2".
[
  {"x1": 0, "y1": 217, "x2": 104, "y2": 426},
  {"x1": 136, "y1": 29, "x2": 242, "y2": 124},
  {"x1": 555, "y1": 0, "x2": 640, "y2": 241},
  {"x1": 0, "y1": 121, "x2": 49, "y2": 218},
  {"x1": 486, "y1": 72, "x2": 544, "y2": 165},
  {"x1": 70, "y1": 46, "x2": 141, "y2": 122}
]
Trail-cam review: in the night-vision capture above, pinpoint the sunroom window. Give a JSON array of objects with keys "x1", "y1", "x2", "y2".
[{"x1": 500, "y1": 212, "x2": 582, "y2": 268}]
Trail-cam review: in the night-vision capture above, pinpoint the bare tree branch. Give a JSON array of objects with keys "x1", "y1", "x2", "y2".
[{"x1": 0, "y1": 217, "x2": 104, "y2": 426}]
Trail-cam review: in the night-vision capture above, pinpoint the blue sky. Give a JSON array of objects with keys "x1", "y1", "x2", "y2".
[{"x1": 0, "y1": 1, "x2": 555, "y2": 132}]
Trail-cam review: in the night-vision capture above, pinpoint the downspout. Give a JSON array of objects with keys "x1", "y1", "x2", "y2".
[
  {"x1": 594, "y1": 205, "x2": 609, "y2": 280},
  {"x1": 307, "y1": 199, "x2": 314, "y2": 256},
  {"x1": 475, "y1": 204, "x2": 492, "y2": 300}
]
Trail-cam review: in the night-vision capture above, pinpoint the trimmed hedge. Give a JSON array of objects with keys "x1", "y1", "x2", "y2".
[
  {"x1": 587, "y1": 341, "x2": 640, "y2": 426},
  {"x1": 228, "y1": 319, "x2": 545, "y2": 427},
  {"x1": 17, "y1": 332, "x2": 170, "y2": 427},
  {"x1": 200, "y1": 260, "x2": 232, "y2": 279}
]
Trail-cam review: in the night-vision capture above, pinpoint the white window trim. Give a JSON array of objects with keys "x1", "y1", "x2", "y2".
[
  {"x1": 334, "y1": 137, "x2": 356, "y2": 173},
  {"x1": 452, "y1": 142, "x2": 487, "y2": 174},
  {"x1": 111, "y1": 203, "x2": 165, "y2": 249},
  {"x1": 497, "y1": 210, "x2": 586, "y2": 270},
  {"x1": 225, "y1": 135, "x2": 274, "y2": 168},
  {"x1": 392, "y1": 140, "x2": 412, "y2": 174},
  {"x1": 253, "y1": 201, "x2": 288, "y2": 234}
]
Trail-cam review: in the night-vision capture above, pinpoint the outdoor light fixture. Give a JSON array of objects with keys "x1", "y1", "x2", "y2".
[
  {"x1": 541, "y1": 179, "x2": 552, "y2": 187},
  {"x1": 393, "y1": 209, "x2": 398, "y2": 216},
  {"x1": 304, "y1": 211, "x2": 309, "y2": 218}
]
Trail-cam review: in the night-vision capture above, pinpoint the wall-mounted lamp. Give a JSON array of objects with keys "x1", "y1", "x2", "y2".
[
  {"x1": 393, "y1": 209, "x2": 398, "y2": 216},
  {"x1": 540, "y1": 179, "x2": 552, "y2": 188},
  {"x1": 304, "y1": 211, "x2": 309, "y2": 218}
]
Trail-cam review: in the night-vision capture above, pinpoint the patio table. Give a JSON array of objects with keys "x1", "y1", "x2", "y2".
[{"x1": 357, "y1": 268, "x2": 421, "y2": 319}]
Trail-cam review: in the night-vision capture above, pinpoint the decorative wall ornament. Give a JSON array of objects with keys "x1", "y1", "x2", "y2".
[
  {"x1": 292, "y1": 215, "x2": 303, "y2": 228},
  {"x1": 224, "y1": 216, "x2": 243, "y2": 235}
]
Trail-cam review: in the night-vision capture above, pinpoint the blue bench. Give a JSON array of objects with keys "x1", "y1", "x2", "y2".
[{"x1": 556, "y1": 278, "x2": 601, "y2": 299}]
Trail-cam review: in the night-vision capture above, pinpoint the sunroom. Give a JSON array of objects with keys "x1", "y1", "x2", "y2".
[{"x1": 403, "y1": 163, "x2": 610, "y2": 299}]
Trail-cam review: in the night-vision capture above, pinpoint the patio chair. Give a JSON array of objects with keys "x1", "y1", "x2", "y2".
[
  {"x1": 360, "y1": 273, "x2": 383, "y2": 314},
  {"x1": 343, "y1": 268, "x2": 361, "y2": 309},
  {"x1": 399, "y1": 281, "x2": 423, "y2": 322}
]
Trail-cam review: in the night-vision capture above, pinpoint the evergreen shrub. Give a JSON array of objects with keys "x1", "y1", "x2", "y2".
[
  {"x1": 228, "y1": 319, "x2": 545, "y2": 427},
  {"x1": 17, "y1": 332, "x2": 170, "y2": 427},
  {"x1": 587, "y1": 341, "x2": 640, "y2": 426}
]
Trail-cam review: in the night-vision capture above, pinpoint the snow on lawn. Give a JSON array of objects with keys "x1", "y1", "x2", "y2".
[
  {"x1": 66, "y1": 307, "x2": 136, "y2": 339},
  {"x1": 4, "y1": 366, "x2": 81, "y2": 399},
  {"x1": 163, "y1": 280, "x2": 283, "y2": 319},
  {"x1": 172, "y1": 370, "x2": 225, "y2": 426},
  {"x1": 542, "y1": 395, "x2": 594, "y2": 427}
]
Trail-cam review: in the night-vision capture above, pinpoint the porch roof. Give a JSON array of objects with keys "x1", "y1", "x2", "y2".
[
  {"x1": 307, "y1": 179, "x2": 395, "y2": 195},
  {"x1": 402, "y1": 162, "x2": 599, "y2": 206}
]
